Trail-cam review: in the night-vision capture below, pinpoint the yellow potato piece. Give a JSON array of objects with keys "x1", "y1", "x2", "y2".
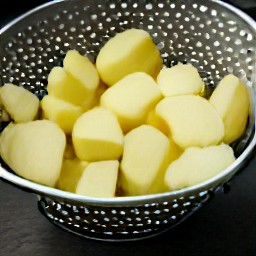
[
  {"x1": 146, "y1": 110, "x2": 183, "y2": 164},
  {"x1": 64, "y1": 137, "x2": 77, "y2": 159},
  {"x1": 146, "y1": 112, "x2": 182, "y2": 161},
  {"x1": 0, "y1": 108, "x2": 10, "y2": 122},
  {"x1": 63, "y1": 49, "x2": 100, "y2": 108},
  {"x1": 0, "y1": 120, "x2": 66, "y2": 187},
  {"x1": 156, "y1": 95, "x2": 224, "y2": 149},
  {"x1": 47, "y1": 66, "x2": 94, "y2": 109},
  {"x1": 146, "y1": 108, "x2": 170, "y2": 136},
  {"x1": 57, "y1": 158, "x2": 88, "y2": 193},
  {"x1": 100, "y1": 72, "x2": 163, "y2": 133},
  {"x1": 120, "y1": 125, "x2": 171, "y2": 196},
  {"x1": 0, "y1": 83, "x2": 39, "y2": 123},
  {"x1": 41, "y1": 95, "x2": 83, "y2": 134},
  {"x1": 90, "y1": 81, "x2": 108, "y2": 108},
  {"x1": 165, "y1": 144, "x2": 235, "y2": 190},
  {"x1": 209, "y1": 74, "x2": 250, "y2": 144},
  {"x1": 47, "y1": 49, "x2": 100, "y2": 110},
  {"x1": 75, "y1": 160, "x2": 119, "y2": 197},
  {"x1": 72, "y1": 107, "x2": 124, "y2": 161},
  {"x1": 157, "y1": 63, "x2": 205, "y2": 97},
  {"x1": 169, "y1": 137, "x2": 183, "y2": 162},
  {"x1": 96, "y1": 28, "x2": 163, "y2": 86}
]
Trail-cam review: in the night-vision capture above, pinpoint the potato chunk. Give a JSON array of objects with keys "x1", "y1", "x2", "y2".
[
  {"x1": 120, "y1": 125, "x2": 171, "y2": 196},
  {"x1": 41, "y1": 95, "x2": 83, "y2": 134},
  {"x1": 146, "y1": 108, "x2": 170, "y2": 136},
  {"x1": 96, "y1": 28, "x2": 163, "y2": 86},
  {"x1": 0, "y1": 83, "x2": 39, "y2": 122},
  {"x1": 165, "y1": 144, "x2": 235, "y2": 190},
  {"x1": 156, "y1": 95, "x2": 224, "y2": 148},
  {"x1": 47, "y1": 66, "x2": 93, "y2": 109},
  {"x1": 0, "y1": 120, "x2": 66, "y2": 187},
  {"x1": 75, "y1": 160, "x2": 119, "y2": 197},
  {"x1": 63, "y1": 49, "x2": 99, "y2": 100},
  {"x1": 72, "y1": 107, "x2": 124, "y2": 161},
  {"x1": 209, "y1": 74, "x2": 250, "y2": 144},
  {"x1": 47, "y1": 49, "x2": 100, "y2": 110},
  {"x1": 157, "y1": 63, "x2": 205, "y2": 97},
  {"x1": 100, "y1": 72, "x2": 163, "y2": 133},
  {"x1": 0, "y1": 97, "x2": 11, "y2": 122},
  {"x1": 57, "y1": 158, "x2": 88, "y2": 193}
]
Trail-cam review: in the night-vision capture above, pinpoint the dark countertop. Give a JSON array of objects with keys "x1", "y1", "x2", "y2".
[{"x1": 1, "y1": 1, "x2": 256, "y2": 256}]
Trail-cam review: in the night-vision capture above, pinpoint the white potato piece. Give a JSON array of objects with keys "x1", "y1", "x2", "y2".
[
  {"x1": 0, "y1": 83, "x2": 39, "y2": 122},
  {"x1": 0, "y1": 120, "x2": 66, "y2": 187},
  {"x1": 209, "y1": 74, "x2": 250, "y2": 144},
  {"x1": 41, "y1": 94, "x2": 83, "y2": 134},
  {"x1": 72, "y1": 107, "x2": 124, "y2": 161},
  {"x1": 165, "y1": 144, "x2": 236, "y2": 190},
  {"x1": 156, "y1": 95, "x2": 224, "y2": 148},
  {"x1": 120, "y1": 125, "x2": 171, "y2": 196},
  {"x1": 157, "y1": 63, "x2": 205, "y2": 97},
  {"x1": 75, "y1": 160, "x2": 119, "y2": 197},
  {"x1": 96, "y1": 28, "x2": 163, "y2": 86},
  {"x1": 100, "y1": 72, "x2": 163, "y2": 133}
]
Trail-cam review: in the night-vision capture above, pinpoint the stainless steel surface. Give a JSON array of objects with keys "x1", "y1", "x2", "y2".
[{"x1": 0, "y1": 0, "x2": 256, "y2": 241}]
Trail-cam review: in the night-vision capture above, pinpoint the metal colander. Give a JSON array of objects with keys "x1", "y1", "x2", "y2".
[{"x1": 0, "y1": 0, "x2": 256, "y2": 241}]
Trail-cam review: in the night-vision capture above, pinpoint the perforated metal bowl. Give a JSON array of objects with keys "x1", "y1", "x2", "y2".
[{"x1": 0, "y1": 0, "x2": 256, "y2": 241}]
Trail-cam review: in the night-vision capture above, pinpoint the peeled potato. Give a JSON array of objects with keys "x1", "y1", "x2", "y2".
[
  {"x1": 72, "y1": 107, "x2": 124, "y2": 161},
  {"x1": 63, "y1": 49, "x2": 100, "y2": 109},
  {"x1": 90, "y1": 81, "x2": 108, "y2": 108},
  {"x1": 0, "y1": 120, "x2": 66, "y2": 187},
  {"x1": 64, "y1": 137, "x2": 77, "y2": 159},
  {"x1": 100, "y1": 72, "x2": 163, "y2": 133},
  {"x1": 157, "y1": 63, "x2": 205, "y2": 97},
  {"x1": 75, "y1": 160, "x2": 119, "y2": 197},
  {"x1": 0, "y1": 98, "x2": 10, "y2": 122},
  {"x1": 169, "y1": 137, "x2": 183, "y2": 162},
  {"x1": 47, "y1": 49, "x2": 100, "y2": 110},
  {"x1": 0, "y1": 83, "x2": 39, "y2": 123},
  {"x1": 47, "y1": 66, "x2": 93, "y2": 108},
  {"x1": 57, "y1": 158, "x2": 88, "y2": 193},
  {"x1": 96, "y1": 28, "x2": 163, "y2": 86},
  {"x1": 156, "y1": 95, "x2": 224, "y2": 149},
  {"x1": 146, "y1": 108, "x2": 170, "y2": 136},
  {"x1": 0, "y1": 109, "x2": 10, "y2": 122},
  {"x1": 41, "y1": 94, "x2": 83, "y2": 134},
  {"x1": 165, "y1": 144, "x2": 236, "y2": 190},
  {"x1": 209, "y1": 74, "x2": 250, "y2": 144},
  {"x1": 120, "y1": 125, "x2": 171, "y2": 196}
]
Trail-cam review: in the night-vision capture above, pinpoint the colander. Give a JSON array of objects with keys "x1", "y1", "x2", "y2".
[{"x1": 0, "y1": 0, "x2": 256, "y2": 241}]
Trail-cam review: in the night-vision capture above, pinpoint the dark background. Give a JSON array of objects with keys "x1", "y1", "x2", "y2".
[{"x1": 1, "y1": 1, "x2": 256, "y2": 256}]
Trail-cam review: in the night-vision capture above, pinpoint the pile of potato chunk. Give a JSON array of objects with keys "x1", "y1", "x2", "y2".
[{"x1": 0, "y1": 28, "x2": 250, "y2": 197}]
